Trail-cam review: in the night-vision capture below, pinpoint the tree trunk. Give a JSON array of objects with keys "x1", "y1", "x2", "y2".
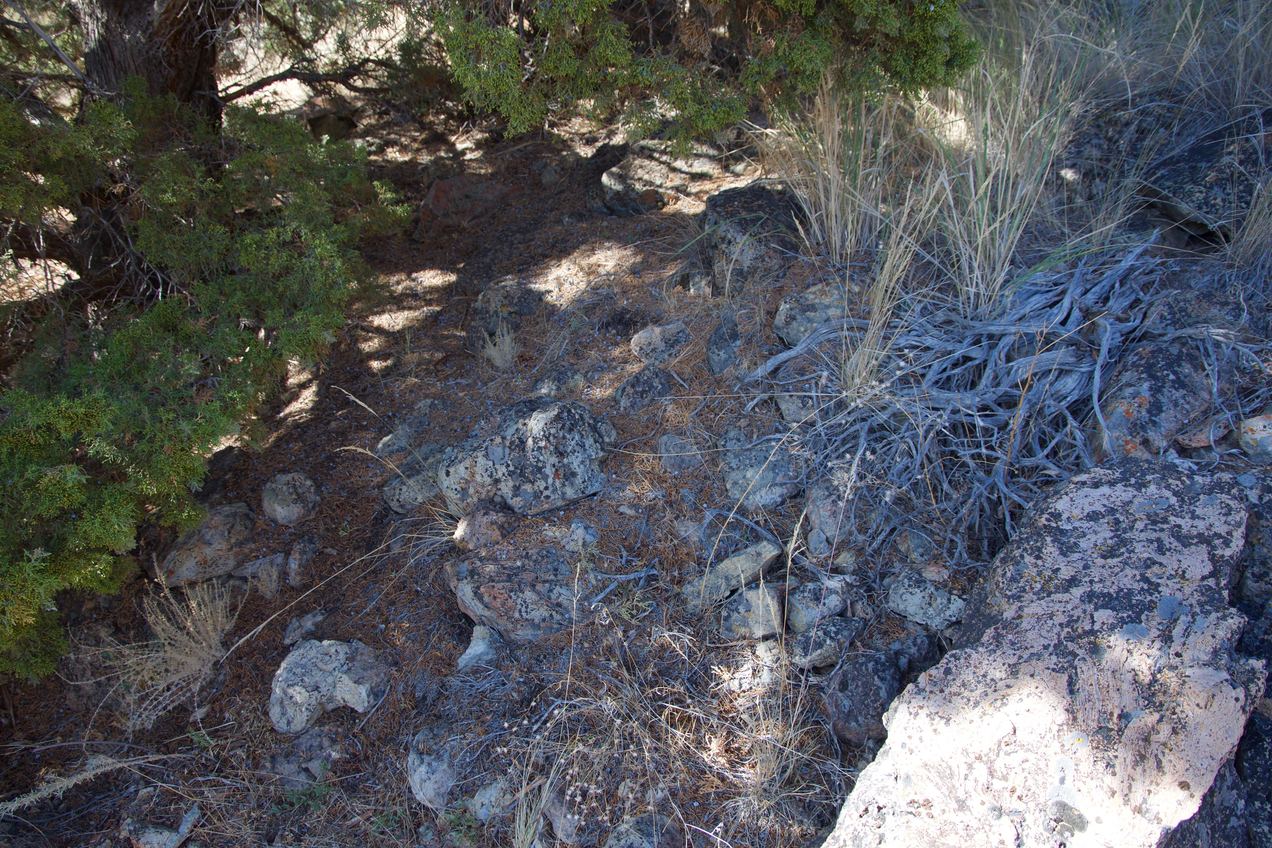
[{"x1": 73, "y1": 0, "x2": 239, "y2": 124}]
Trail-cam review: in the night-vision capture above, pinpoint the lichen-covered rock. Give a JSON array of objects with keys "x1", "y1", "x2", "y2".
[
  {"x1": 657, "y1": 434, "x2": 702, "y2": 474},
  {"x1": 885, "y1": 569, "x2": 966, "y2": 631},
  {"x1": 720, "y1": 584, "x2": 783, "y2": 639},
  {"x1": 700, "y1": 183, "x2": 801, "y2": 294},
  {"x1": 445, "y1": 547, "x2": 592, "y2": 642},
  {"x1": 268, "y1": 640, "x2": 390, "y2": 734},
  {"x1": 825, "y1": 462, "x2": 1266, "y2": 848},
  {"x1": 616, "y1": 366, "x2": 672, "y2": 413},
  {"x1": 1097, "y1": 339, "x2": 1213, "y2": 458},
  {"x1": 407, "y1": 725, "x2": 462, "y2": 812},
  {"x1": 262, "y1": 472, "x2": 319, "y2": 526},
  {"x1": 630, "y1": 321, "x2": 689, "y2": 365},
  {"x1": 707, "y1": 311, "x2": 741, "y2": 375},
  {"x1": 160, "y1": 503, "x2": 255, "y2": 586},
  {"x1": 383, "y1": 445, "x2": 445, "y2": 514},
  {"x1": 722, "y1": 434, "x2": 802, "y2": 513},
  {"x1": 603, "y1": 814, "x2": 682, "y2": 848},
  {"x1": 773, "y1": 280, "x2": 854, "y2": 347},
  {"x1": 437, "y1": 399, "x2": 616, "y2": 516},
  {"x1": 453, "y1": 502, "x2": 520, "y2": 551},
  {"x1": 786, "y1": 577, "x2": 852, "y2": 633},
  {"x1": 682, "y1": 539, "x2": 782, "y2": 611},
  {"x1": 792, "y1": 616, "x2": 863, "y2": 670}
]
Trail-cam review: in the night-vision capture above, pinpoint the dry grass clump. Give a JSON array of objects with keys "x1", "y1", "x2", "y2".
[
  {"x1": 487, "y1": 631, "x2": 843, "y2": 848},
  {"x1": 92, "y1": 581, "x2": 240, "y2": 734},
  {"x1": 481, "y1": 319, "x2": 518, "y2": 370},
  {"x1": 756, "y1": 0, "x2": 1272, "y2": 570}
]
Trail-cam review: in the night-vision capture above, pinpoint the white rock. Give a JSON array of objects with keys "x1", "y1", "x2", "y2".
[
  {"x1": 825, "y1": 463, "x2": 1266, "y2": 848},
  {"x1": 268, "y1": 640, "x2": 389, "y2": 734},
  {"x1": 455, "y1": 625, "x2": 502, "y2": 672}
]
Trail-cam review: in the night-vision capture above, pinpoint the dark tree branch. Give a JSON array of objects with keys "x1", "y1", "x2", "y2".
[
  {"x1": 0, "y1": 0, "x2": 97, "y2": 92},
  {"x1": 2, "y1": 218, "x2": 83, "y2": 271},
  {"x1": 219, "y1": 58, "x2": 394, "y2": 102}
]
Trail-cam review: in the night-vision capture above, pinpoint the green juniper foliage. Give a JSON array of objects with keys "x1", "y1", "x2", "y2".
[
  {"x1": 0, "y1": 90, "x2": 406, "y2": 677},
  {"x1": 436, "y1": 0, "x2": 979, "y2": 138}
]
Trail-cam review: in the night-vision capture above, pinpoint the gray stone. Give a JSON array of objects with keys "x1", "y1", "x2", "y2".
[
  {"x1": 268, "y1": 640, "x2": 390, "y2": 734},
  {"x1": 707, "y1": 311, "x2": 741, "y2": 375},
  {"x1": 265, "y1": 726, "x2": 343, "y2": 789},
  {"x1": 722, "y1": 435, "x2": 802, "y2": 512},
  {"x1": 262, "y1": 472, "x2": 319, "y2": 526},
  {"x1": 160, "y1": 503, "x2": 255, "y2": 587},
  {"x1": 805, "y1": 480, "x2": 850, "y2": 559},
  {"x1": 455, "y1": 624, "x2": 503, "y2": 672},
  {"x1": 826, "y1": 463, "x2": 1265, "y2": 848},
  {"x1": 792, "y1": 616, "x2": 864, "y2": 669},
  {"x1": 720, "y1": 584, "x2": 783, "y2": 640},
  {"x1": 616, "y1": 366, "x2": 672, "y2": 414},
  {"x1": 773, "y1": 280, "x2": 854, "y2": 347},
  {"x1": 602, "y1": 814, "x2": 682, "y2": 848},
  {"x1": 283, "y1": 610, "x2": 326, "y2": 646},
  {"x1": 438, "y1": 398, "x2": 616, "y2": 516},
  {"x1": 446, "y1": 547, "x2": 593, "y2": 642},
  {"x1": 630, "y1": 321, "x2": 689, "y2": 365},
  {"x1": 453, "y1": 502, "x2": 519, "y2": 551},
  {"x1": 700, "y1": 183, "x2": 801, "y2": 294},
  {"x1": 286, "y1": 536, "x2": 317, "y2": 588},
  {"x1": 1239, "y1": 410, "x2": 1272, "y2": 463},
  {"x1": 683, "y1": 540, "x2": 782, "y2": 611},
  {"x1": 533, "y1": 367, "x2": 585, "y2": 399},
  {"x1": 562, "y1": 518, "x2": 598, "y2": 554},
  {"x1": 885, "y1": 569, "x2": 966, "y2": 630},
  {"x1": 383, "y1": 445, "x2": 445, "y2": 514},
  {"x1": 657, "y1": 434, "x2": 702, "y2": 474},
  {"x1": 821, "y1": 652, "x2": 901, "y2": 746},
  {"x1": 407, "y1": 726, "x2": 461, "y2": 812},
  {"x1": 786, "y1": 577, "x2": 851, "y2": 633},
  {"x1": 1097, "y1": 339, "x2": 1213, "y2": 459},
  {"x1": 234, "y1": 553, "x2": 285, "y2": 599},
  {"x1": 466, "y1": 777, "x2": 515, "y2": 823}
]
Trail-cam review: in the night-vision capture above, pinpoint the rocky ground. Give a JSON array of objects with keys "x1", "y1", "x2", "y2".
[{"x1": 2, "y1": 87, "x2": 1271, "y2": 848}]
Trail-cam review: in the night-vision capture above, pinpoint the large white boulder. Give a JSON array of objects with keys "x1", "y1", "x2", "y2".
[{"x1": 826, "y1": 462, "x2": 1266, "y2": 848}]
